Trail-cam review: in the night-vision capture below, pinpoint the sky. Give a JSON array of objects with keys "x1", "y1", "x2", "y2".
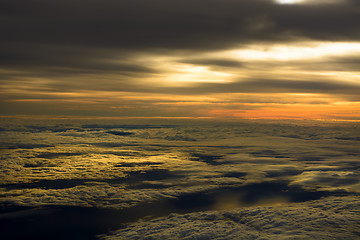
[{"x1": 1, "y1": 0, "x2": 360, "y2": 120}]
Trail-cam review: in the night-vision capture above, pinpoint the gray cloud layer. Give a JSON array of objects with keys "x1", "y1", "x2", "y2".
[
  {"x1": 2, "y1": 0, "x2": 360, "y2": 49},
  {"x1": 1, "y1": 0, "x2": 360, "y2": 116},
  {"x1": 1, "y1": 0, "x2": 360, "y2": 72}
]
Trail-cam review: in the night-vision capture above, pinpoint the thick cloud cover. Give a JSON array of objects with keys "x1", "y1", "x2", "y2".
[
  {"x1": 101, "y1": 196, "x2": 360, "y2": 240},
  {"x1": 0, "y1": 118, "x2": 359, "y2": 239},
  {"x1": 1, "y1": 0, "x2": 360, "y2": 118},
  {"x1": 1, "y1": 0, "x2": 360, "y2": 50}
]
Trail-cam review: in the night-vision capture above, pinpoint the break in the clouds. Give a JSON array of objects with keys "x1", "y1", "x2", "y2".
[{"x1": 1, "y1": 0, "x2": 360, "y2": 119}]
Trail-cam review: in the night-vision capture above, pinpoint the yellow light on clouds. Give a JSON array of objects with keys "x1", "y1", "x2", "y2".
[
  {"x1": 275, "y1": 0, "x2": 304, "y2": 4},
  {"x1": 166, "y1": 65, "x2": 233, "y2": 84},
  {"x1": 135, "y1": 55, "x2": 234, "y2": 86},
  {"x1": 228, "y1": 42, "x2": 360, "y2": 61},
  {"x1": 275, "y1": 0, "x2": 343, "y2": 4},
  {"x1": 147, "y1": 62, "x2": 234, "y2": 86}
]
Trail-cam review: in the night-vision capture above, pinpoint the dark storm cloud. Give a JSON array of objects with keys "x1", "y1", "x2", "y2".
[
  {"x1": 1, "y1": 0, "x2": 360, "y2": 71},
  {"x1": 2, "y1": 0, "x2": 360, "y2": 48},
  {"x1": 0, "y1": 43, "x2": 155, "y2": 78}
]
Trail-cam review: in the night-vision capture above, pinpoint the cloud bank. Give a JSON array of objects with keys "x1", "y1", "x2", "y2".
[{"x1": 1, "y1": 0, "x2": 360, "y2": 119}]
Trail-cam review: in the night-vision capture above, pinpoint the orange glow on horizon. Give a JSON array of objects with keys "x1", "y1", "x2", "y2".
[
  {"x1": 2, "y1": 90, "x2": 359, "y2": 121},
  {"x1": 207, "y1": 103, "x2": 360, "y2": 120}
]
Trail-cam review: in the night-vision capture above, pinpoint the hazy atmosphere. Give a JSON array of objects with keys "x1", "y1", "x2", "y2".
[
  {"x1": 0, "y1": 0, "x2": 359, "y2": 239},
  {"x1": 1, "y1": 0, "x2": 360, "y2": 119}
]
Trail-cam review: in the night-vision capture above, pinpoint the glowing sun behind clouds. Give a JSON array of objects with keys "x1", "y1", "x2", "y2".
[
  {"x1": 275, "y1": 0, "x2": 343, "y2": 4},
  {"x1": 275, "y1": 0, "x2": 304, "y2": 4}
]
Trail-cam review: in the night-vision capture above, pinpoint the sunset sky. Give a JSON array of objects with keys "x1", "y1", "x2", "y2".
[{"x1": 1, "y1": 0, "x2": 360, "y2": 120}]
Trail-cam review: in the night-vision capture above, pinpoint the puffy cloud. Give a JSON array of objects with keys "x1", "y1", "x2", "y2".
[
  {"x1": 0, "y1": 118, "x2": 359, "y2": 238},
  {"x1": 100, "y1": 196, "x2": 360, "y2": 240}
]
